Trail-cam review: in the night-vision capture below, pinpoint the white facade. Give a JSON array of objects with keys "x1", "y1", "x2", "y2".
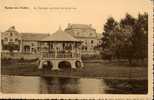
[
  {"x1": 1, "y1": 26, "x2": 21, "y2": 52},
  {"x1": 65, "y1": 24, "x2": 102, "y2": 55}
]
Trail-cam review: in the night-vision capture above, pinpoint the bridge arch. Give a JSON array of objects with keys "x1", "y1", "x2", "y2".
[{"x1": 58, "y1": 61, "x2": 72, "y2": 70}]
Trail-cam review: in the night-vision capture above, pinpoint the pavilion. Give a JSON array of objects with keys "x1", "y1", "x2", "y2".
[{"x1": 38, "y1": 27, "x2": 83, "y2": 70}]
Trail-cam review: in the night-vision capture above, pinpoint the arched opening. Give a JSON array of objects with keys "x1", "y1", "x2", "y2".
[
  {"x1": 75, "y1": 60, "x2": 81, "y2": 69},
  {"x1": 58, "y1": 61, "x2": 72, "y2": 71},
  {"x1": 42, "y1": 61, "x2": 53, "y2": 71}
]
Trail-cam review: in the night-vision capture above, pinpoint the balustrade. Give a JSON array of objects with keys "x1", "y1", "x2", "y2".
[{"x1": 41, "y1": 52, "x2": 80, "y2": 59}]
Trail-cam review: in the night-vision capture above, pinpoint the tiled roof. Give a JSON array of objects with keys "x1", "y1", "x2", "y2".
[
  {"x1": 21, "y1": 33, "x2": 49, "y2": 41},
  {"x1": 66, "y1": 24, "x2": 95, "y2": 30},
  {"x1": 41, "y1": 27, "x2": 79, "y2": 42}
]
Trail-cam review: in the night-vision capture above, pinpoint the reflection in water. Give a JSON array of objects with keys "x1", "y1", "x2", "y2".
[
  {"x1": 2, "y1": 75, "x2": 108, "y2": 94},
  {"x1": 40, "y1": 77, "x2": 109, "y2": 94},
  {"x1": 1, "y1": 75, "x2": 147, "y2": 94},
  {"x1": 40, "y1": 77, "x2": 80, "y2": 94},
  {"x1": 2, "y1": 75, "x2": 40, "y2": 93}
]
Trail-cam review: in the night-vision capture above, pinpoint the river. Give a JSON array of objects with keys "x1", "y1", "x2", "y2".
[{"x1": 1, "y1": 75, "x2": 147, "y2": 94}]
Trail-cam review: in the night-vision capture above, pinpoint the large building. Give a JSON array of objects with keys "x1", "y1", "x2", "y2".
[
  {"x1": 1, "y1": 25, "x2": 102, "y2": 56},
  {"x1": 21, "y1": 33, "x2": 49, "y2": 54},
  {"x1": 1, "y1": 26, "x2": 49, "y2": 54},
  {"x1": 65, "y1": 24, "x2": 102, "y2": 55},
  {"x1": 1, "y1": 26, "x2": 21, "y2": 53}
]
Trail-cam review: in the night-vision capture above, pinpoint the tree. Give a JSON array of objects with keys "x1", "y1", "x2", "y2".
[
  {"x1": 109, "y1": 25, "x2": 131, "y2": 59},
  {"x1": 102, "y1": 17, "x2": 118, "y2": 49},
  {"x1": 101, "y1": 17, "x2": 117, "y2": 60},
  {"x1": 120, "y1": 13, "x2": 136, "y2": 28},
  {"x1": 101, "y1": 13, "x2": 148, "y2": 64},
  {"x1": 132, "y1": 13, "x2": 148, "y2": 60},
  {"x1": 119, "y1": 14, "x2": 137, "y2": 64}
]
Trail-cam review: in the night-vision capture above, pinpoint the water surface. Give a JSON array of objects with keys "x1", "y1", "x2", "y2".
[{"x1": 1, "y1": 75, "x2": 147, "y2": 94}]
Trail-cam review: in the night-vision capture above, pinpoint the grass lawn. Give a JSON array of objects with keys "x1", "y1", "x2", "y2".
[{"x1": 1, "y1": 59, "x2": 148, "y2": 80}]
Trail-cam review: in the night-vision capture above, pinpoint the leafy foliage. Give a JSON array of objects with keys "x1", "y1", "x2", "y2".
[{"x1": 101, "y1": 13, "x2": 148, "y2": 64}]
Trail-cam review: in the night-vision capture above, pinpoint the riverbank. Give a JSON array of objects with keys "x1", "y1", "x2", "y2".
[{"x1": 1, "y1": 59, "x2": 148, "y2": 80}]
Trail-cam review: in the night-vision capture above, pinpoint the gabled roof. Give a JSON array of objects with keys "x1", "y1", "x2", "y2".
[
  {"x1": 41, "y1": 27, "x2": 79, "y2": 42},
  {"x1": 21, "y1": 33, "x2": 49, "y2": 41}
]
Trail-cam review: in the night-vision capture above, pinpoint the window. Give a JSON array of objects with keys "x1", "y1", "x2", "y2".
[
  {"x1": 37, "y1": 47, "x2": 40, "y2": 51},
  {"x1": 32, "y1": 48, "x2": 34, "y2": 52},
  {"x1": 10, "y1": 39, "x2": 13, "y2": 42},
  {"x1": 4, "y1": 38, "x2": 8, "y2": 41},
  {"x1": 15, "y1": 38, "x2": 18, "y2": 42},
  {"x1": 85, "y1": 47, "x2": 87, "y2": 50},
  {"x1": 32, "y1": 43, "x2": 34, "y2": 46},
  {"x1": 50, "y1": 43, "x2": 53, "y2": 49},
  {"x1": 85, "y1": 40, "x2": 87, "y2": 45},
  {"x1": 10, "y1": 32, "x2": 13, "y2": 36},
  {"x1": 91, "y1": 40, "x2": 94, "y2": 44},
  {"x1": 77, "y1": 32, "x2": 80, "y2": 36}
]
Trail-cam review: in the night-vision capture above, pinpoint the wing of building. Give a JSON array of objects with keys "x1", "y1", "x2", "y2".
[
  {"x1": 65, "y1": 24, "x2": 102, "y2": 55},
  {"x1": 1, "y1": 26, "x2": 49, "y2": 54}
]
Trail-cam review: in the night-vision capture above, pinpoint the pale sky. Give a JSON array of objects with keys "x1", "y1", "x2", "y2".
[{"x1": 0, "y1": 0, "x2": 152, "y2": 34}]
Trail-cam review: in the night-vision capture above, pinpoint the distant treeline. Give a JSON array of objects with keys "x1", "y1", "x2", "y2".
[{"x1": 101, "y1": 13, "x2": 148, "y2": 64}]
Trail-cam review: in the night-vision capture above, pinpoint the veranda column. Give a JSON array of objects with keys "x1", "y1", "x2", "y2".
[
  {"x1": 52, "y1": 42, "x2": 59, "y2": 70},
  {"x1": 70, "y1": 60, "x2": 76, "y2": 69},
  {"x1": 54, "y1": 42, "x2": 57, "y2": 58},
  {"x1": 19, "y1": 39, "x2": 23, "y2": 53},
  {"x1": 72, "y1": 42, "x2": 76, "y2": 58}
]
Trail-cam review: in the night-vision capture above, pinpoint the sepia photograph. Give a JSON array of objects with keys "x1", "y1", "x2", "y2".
[{"x1": 0, "y1": 0, "x2": 153, "y2": 99}]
